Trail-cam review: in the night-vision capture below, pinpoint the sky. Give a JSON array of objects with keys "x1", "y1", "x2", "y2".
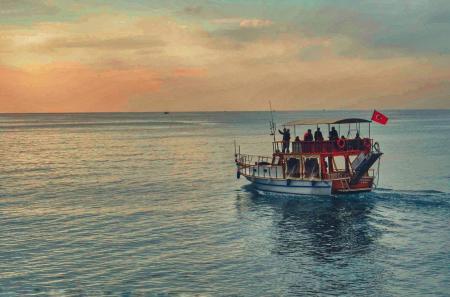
[{"x1": 1, "y1": 0, "x2": 449, "y2": 112}]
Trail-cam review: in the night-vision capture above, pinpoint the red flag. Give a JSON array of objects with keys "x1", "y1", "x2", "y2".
[{"x1": 371, "y1": 110, "x2": 388, "y2": 125}]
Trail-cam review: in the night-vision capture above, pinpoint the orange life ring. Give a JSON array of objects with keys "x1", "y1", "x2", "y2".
[{"x1": 336, "y1": 138, "x2": 345, "y2": 149}]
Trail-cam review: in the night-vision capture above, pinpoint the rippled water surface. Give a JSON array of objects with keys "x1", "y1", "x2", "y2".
[{"x1": 0, "y1": 110, "x2": 449, "y2": 296}]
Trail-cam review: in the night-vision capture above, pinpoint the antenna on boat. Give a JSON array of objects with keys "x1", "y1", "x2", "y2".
[{"x1": 269, "y1": 101, "x2": 276, "y2": 142}]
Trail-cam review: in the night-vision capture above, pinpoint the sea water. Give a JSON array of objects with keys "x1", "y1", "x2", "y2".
[{"x1": 0, "y1": 110, "x2": 449, "y2": 296}]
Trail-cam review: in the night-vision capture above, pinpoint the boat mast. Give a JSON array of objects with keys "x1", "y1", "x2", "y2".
[{"x1": 269, "y1": 101, "x2": 276, "y2": 143}]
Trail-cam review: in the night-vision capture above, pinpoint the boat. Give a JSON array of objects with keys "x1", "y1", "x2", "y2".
[{"x1": 234, "y1": 117, "x2": 383, "y2": 196}]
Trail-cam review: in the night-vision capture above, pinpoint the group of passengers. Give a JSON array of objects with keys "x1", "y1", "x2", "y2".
[
  {"x1": 303, "y1": 128, "x2": 325, "y2": 141},
  {"x1": 302, "y1": 126, "x2": 361, "y2": 142},
  {"x1": 279, "y1": 126, "x2": 365, "y2": 153}
]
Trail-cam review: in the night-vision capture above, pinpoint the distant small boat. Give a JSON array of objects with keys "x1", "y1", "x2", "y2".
[
  {"x1": 164, "y1": 112, "x2": 170, "y2": 114},
  {"x1": 234, "y1": 117, "x2": 383, "y2": 196}
]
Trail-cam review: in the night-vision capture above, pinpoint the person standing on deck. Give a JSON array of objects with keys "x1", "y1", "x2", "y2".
[
  {"x1": 304, "y1": 129, "x2": 313, "y2": 141},
  {"x1": 278, "y1": 128, "x2": 291, "y2": 153},
  {"x1": 314, "y1": 127, "x2": 324, "y2": 141},
  {"x1": 329, "y1": 127, "x2": 338, "y2": 140},
  {"x1": 354, "y1": 132, "x2": 362, "y2": 150}
]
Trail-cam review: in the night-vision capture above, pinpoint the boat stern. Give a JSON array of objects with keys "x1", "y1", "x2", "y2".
[{"x1": 332, "y1": 176, "x2": 374, "y2": 194}]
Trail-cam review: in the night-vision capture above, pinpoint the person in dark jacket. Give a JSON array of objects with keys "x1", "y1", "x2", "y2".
[
  {"x1": 278, "y1": 128, "x2": 291, "y2": 153},
  {"x1": 353, "y1": 132, "x2": 362, "y2": 149},
  {"x1": 314, "y1": 127, "x2": 324, "y2": 141},
  {"x1": 329, "y1": 126, "x2": 338, "y2": 140}
]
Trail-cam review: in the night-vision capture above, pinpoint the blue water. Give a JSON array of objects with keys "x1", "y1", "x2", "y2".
[{"x1": 0, "y1": 110, "x2": 449, "y2": 296}]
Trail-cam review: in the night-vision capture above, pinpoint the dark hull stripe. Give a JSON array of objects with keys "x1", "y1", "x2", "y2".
[
  {"x1": 253, "y1": 188, "x2": 332, "y2": 196},
  {"x1": 251, "y1": 179, "x2": 331, "y2": 189}
]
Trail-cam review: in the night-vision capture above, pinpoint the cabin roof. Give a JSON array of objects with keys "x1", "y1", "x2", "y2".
[{"x1": 283, "y1": 118, "x2": 371, "y2": 126}]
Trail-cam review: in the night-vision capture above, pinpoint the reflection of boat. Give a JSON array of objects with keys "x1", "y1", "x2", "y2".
[
  {"x1": 234, "y1": 190, "x2": 381, "y2": 294},
  {"x1": 235, "y1": 118, "x2": 383, "y2": 196},
  {"x1": 236, "y1": 191, "x2": 377, "y2": 261}
]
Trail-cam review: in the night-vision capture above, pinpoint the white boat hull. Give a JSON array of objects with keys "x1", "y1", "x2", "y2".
[{"x1": 245, "y1": 176, "x2": 332, "y2": 196}]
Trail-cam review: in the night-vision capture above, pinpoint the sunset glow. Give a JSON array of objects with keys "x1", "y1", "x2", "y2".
[{"x1": 1, "y1": 0, "x2": 449, "y2": 112}]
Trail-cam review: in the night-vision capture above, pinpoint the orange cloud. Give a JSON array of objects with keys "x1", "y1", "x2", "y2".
[
  {"x1": 173, "y1": 67, "x2": 206, "y2": 78},
  {"x1": 0, "y1": 63, "x2": 161, "y2": 112}
]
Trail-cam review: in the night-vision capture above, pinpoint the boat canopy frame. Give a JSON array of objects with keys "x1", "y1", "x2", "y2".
[
  {"x1": 282, "y1": 118, "x2": 372, "y2": 139},
  {"x1": 283, "y1": 118, "x2": 371, "y2": 126}
]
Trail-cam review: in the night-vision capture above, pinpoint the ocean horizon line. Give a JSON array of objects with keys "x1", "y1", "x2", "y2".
[{"x1": 0, "y1": 108, "x2": 449, "y2": 115}]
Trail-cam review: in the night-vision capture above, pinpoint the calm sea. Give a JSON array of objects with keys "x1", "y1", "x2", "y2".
[{"x1": 0, "y1": 110, "x2": 449, "y2": 296}]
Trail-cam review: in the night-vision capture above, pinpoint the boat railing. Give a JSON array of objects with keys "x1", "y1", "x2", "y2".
[
  {"x1": 236, "y1": 153, "x2": 284, "y2": 179},
  {"x1": 273, "y1": 138, "x2": 372, "y2": 154},
  {"x1": 236, "y1": 153, "x2": 377, "y2": 181},
  {"x1": 236, "y1": 153, "x2": 271, "y2": 166}
]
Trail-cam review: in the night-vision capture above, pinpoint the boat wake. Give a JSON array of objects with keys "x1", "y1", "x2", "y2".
[
  {"x1": 242, "y1": 184, "x2": 450, "y2": 208},
  {"x1": 372, "y1": 188, "x2": 449, "y2": 208},
  {"x1": 375, "y1": 187, "x2": 446, "y2": 195}
]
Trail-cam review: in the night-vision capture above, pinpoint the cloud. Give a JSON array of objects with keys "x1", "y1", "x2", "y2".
[
  {"x1": 127, "y1": 50, "x2": 450, "y2": 111},
  {"x1": 183, "y1": 5, "x2": 203, "y2": 16},
  {"x1": 38, "y1": 36, "x2": 165, "y2": 51},
  {"x1": 0, "y1": 0, "x2": 58, "y2": 17},
  {"x1": 239, "y1": 19, "x2": 273, "y2": 28},
  {"x1": 173, "y1": 68, "x2": 206, "y2": 78},
  {"x1": 0, "y1": 14, "x2": 217, "y2": 68},
  {"x1": 210, "y1": 18, "x2": 242, "y2": 25},
  {"x1": 210, "y1": 18, "x2": 273, "y2": 28},
  {"x1": 297, "y1": 1, "x2": 450, "y2": 56}
]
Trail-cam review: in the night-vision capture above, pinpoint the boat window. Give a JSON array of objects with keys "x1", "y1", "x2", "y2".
[
  {"x1": 286, "y1": 158, "x2": 301, "y2": 178},
  {"x1": 304, "y1": 157, "x2": 320, "y2": 178}
]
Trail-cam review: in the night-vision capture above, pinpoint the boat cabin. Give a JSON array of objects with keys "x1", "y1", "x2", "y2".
[{"x1": 272, "y1": 118, "x2": 376, "y2": 180}]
